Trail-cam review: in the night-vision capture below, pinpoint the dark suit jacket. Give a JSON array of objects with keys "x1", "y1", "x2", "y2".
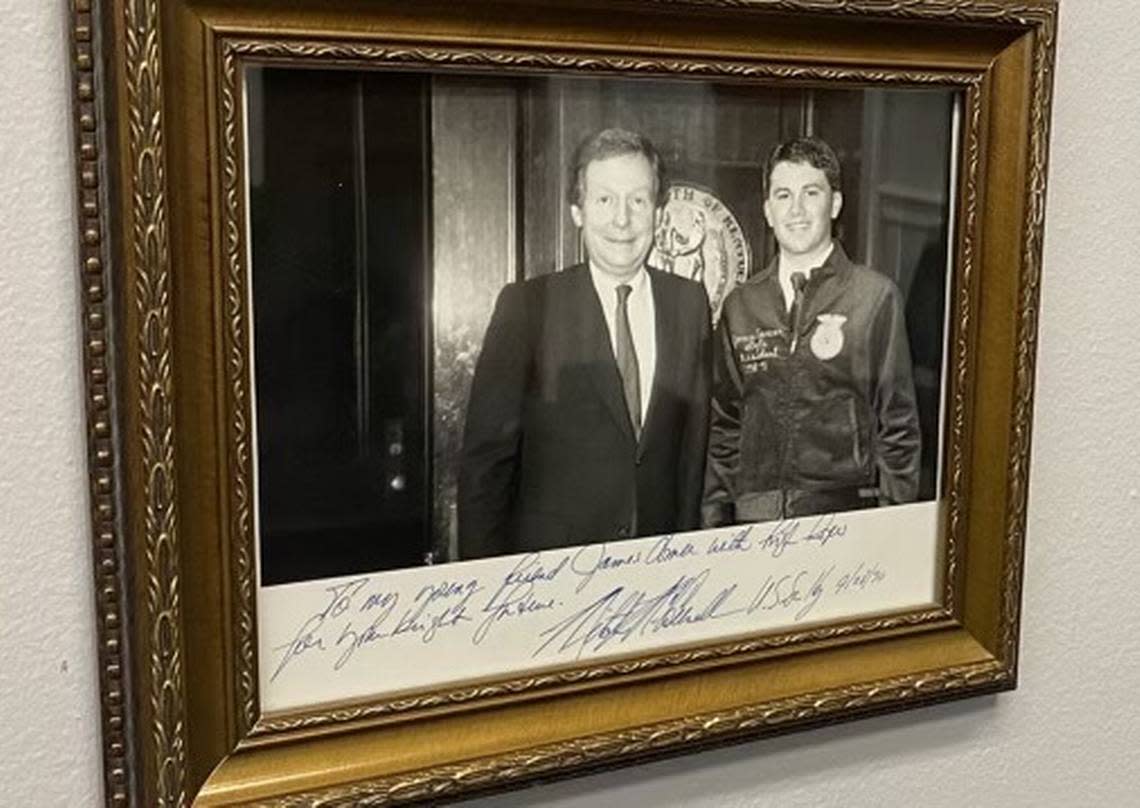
[{"x1": 458, "y1": 264, "x2": 711, "y2": 559}]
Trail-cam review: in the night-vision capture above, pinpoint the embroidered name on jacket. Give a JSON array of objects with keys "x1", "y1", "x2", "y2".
[{"x1": 733, "y1": 328, "x2": 785, "y2": 374}]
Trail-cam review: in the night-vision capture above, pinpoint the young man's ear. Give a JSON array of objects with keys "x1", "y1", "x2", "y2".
[
  {"x1": 830, "y1": 190, "x2": 844, "y2": 221},
  {"x1": 762, "y1": 198, "x2": 774, "y2": 230},
  {"x1": 570, "y1": 204, "x2": 584, "y2": 228}
]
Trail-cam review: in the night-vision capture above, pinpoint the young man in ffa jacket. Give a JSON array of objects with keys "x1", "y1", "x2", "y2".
[
  {"x1": 459, "y1": 128, "x2": 712, "y2": 559},
  {"x1": 703, "y1": 136, "x2": 921, "y2": 525}
]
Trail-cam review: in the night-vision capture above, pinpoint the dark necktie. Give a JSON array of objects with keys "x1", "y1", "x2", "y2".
[
  {"x1": 615, "y1": 284, "x2": 641, "y2": 437},
  {"x1": 789, "y1": 271, "x2": 808, "y2": 353}
]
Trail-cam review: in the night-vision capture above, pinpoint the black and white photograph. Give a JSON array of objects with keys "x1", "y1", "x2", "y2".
[{"x1": 247, "y1": 68, "x2": 957, "y2": 587}]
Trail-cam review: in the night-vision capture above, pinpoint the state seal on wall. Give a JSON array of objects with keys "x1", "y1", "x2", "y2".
[{"x1": 649, "y1": 184, "x2": 751, "y2": 324}]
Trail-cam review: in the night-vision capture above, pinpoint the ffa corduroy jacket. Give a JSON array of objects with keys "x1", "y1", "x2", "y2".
[{"x1": 703, "y1": 242, "x2": 920, "y2": 525}]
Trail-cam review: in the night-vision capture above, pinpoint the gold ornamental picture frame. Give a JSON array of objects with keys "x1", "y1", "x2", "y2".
[{"x1": 72, "y1": 0, "x2": 1057, "y2": 804}]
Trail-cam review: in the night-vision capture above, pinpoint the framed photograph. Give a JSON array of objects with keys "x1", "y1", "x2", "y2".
[{"x1": 73, "y1": 0, "x2": 1057, "y2": 804}]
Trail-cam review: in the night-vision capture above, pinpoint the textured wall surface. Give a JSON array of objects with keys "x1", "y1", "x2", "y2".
[{"x1": 2, "y1": 1, "x2": 1137, "y2": 805}]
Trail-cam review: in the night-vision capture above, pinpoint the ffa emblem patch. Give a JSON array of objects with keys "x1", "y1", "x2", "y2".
[{"x1": 810, "y1": 314, "x2": 847, "y2": 360}]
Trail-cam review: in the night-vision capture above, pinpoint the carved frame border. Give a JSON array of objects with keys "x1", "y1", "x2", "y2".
[
  {"x1": 76, "y1": 0, "x2": 1057, "y2": 804},
  {"x1": 265, "y1": 660, "x2": 1011, "y2": 806}
]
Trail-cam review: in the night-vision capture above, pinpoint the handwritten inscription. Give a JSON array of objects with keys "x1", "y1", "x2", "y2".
[
  {"x1": 267, "y1": 514, "x2": 896, "y2": 684},
  {"x1": 270, "y1": 576, "x2": 481, "y2": 681},
  {"x1": 756, "y1": 514, "x2": 848, "y2": 558}
]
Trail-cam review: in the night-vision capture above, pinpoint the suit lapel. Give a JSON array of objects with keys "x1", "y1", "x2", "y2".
[{"x1": 568, "y1": 265, "x2": 638, "y2": 444}]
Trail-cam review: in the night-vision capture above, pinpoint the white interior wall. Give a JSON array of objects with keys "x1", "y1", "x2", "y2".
[{"x1": 2, "y1": 1, "x2": 1137, "y2": 804}]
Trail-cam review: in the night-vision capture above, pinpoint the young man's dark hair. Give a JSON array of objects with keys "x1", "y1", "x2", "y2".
[{"x1": 762, "y1": 136, "x2": 842, "y2": 198}]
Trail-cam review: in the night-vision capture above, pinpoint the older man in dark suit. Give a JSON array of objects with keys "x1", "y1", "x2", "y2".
[{"x1": 458, "y1": 128, "x2": 711, "y2": 559}]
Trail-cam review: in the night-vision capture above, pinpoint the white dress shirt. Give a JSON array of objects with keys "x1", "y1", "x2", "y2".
[
  {"x1": 588, "y1": 263, "x2": 656, "y2": 424},
  {"x1": 778, "y1": 242, "x2": 835, "y2": 311}
]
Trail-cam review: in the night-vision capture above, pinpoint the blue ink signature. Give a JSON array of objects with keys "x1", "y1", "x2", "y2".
[{"x1": 532, "y1": 569, "x2": 741, "y2": 659}]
